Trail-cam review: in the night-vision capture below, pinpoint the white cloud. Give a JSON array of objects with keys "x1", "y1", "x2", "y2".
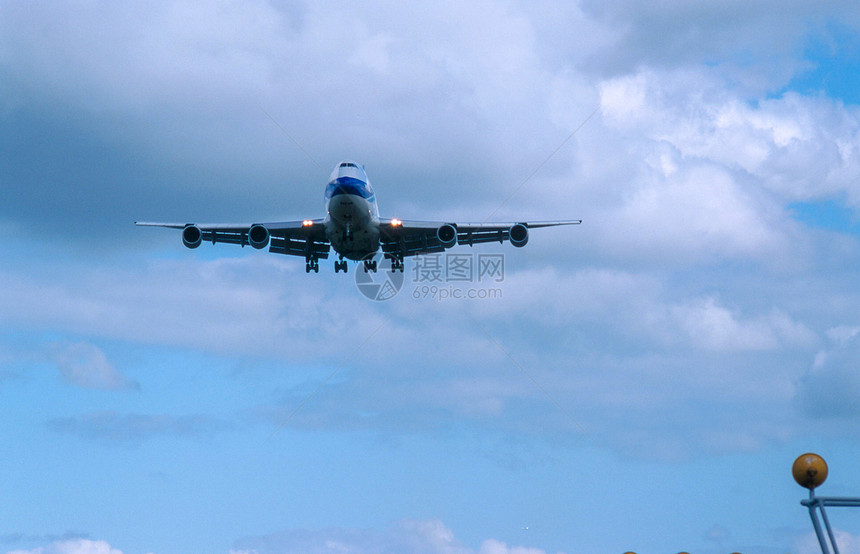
[
  {"x1": 6, "y1": 539, "x2": 123, "y2": 554},
  {"x1": 581, "y1": 66, "x2": 860, "y2": 270},
  {"x1": 49, "y1": 342, "x2": 138, "y2": 390},
  {"x1": 349, "y1": 32, "x2": 393, "y2": 74},
  {"x1": 0, "y1": 256, "x2": 385, "y2": 364},
  {"x1": 0, "y1": 246, "x2": 824, "y2": 459},
  {"x1": 669, "y1": 297, "x2": 816, "y2": 351},
  {"x1": 600, "y1": 68, "x2": 860, "y2": 202},
  {"x1": 232, "y1": 519, "x2": 558, "y2": 554},
  {"x1": 477, "y1": 267, "x2": 816, "y2": 353},
  {"x1": 795, "y1": 529, "x2": 860, "y2": 554},
  {"x1": 826, "y1": 325, "x2": 860, "y2": 345},
  {"x1": 477, "y1": 540, "x2": 549, "y2": 554},
  {"x1": 612, "y1": 163, "x2": 785, "y2": 261}
]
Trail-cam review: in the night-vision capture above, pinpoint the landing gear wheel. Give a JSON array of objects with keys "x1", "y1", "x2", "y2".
[{"x1": 384, "y1": 253, "x2": 405, "y2": 273}]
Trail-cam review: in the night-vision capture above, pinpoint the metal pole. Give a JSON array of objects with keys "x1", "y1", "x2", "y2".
[
  {"x1": 819, "y1": 502, "x2": 840, "y2": 554},
  {"x1": 804, "y1": 490, "x2": 831, "y2": 554},
  {"x1": 808, "y1": 505, "x2": 831, "y2": 554},
  {"x1": 794, "y1": 454, "x2": 860, "y2": 554}
]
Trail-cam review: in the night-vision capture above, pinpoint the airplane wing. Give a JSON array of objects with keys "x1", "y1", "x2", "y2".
[
  {"x1": 135, "y1": 219, "x2": 331, "y2": 259},
  {"x1": 377, "y1": 218, "x2": 581, "y2": 258}
]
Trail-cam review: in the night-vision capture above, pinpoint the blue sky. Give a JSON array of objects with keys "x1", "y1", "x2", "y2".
[{"x1": 3, "y1": 2, "x2": 860, "y2": 553}]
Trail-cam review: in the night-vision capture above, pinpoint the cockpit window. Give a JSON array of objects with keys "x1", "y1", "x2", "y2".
[{"x1": 340, "y1": 162, "x2": 357, "y2": 168}]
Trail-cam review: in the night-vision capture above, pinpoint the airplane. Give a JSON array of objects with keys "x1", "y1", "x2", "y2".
[{"x1": 136, "y1": 160, "x2": 581, "y2": 273}]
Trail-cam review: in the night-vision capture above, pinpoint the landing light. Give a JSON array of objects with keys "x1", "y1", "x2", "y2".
[
  {"x1": 302, "y1": 220, "x2": 314, "y2": 227},
  {"x1": 391, "y1": 218, "x2": 402, "y2": 227}
]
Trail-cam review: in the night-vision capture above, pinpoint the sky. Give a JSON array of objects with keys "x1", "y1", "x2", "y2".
[{"x1": 3, "y1": 1, "x2": 860, "y2": 553}]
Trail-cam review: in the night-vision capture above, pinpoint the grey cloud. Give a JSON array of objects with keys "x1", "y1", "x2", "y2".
[
  {"x1": 0, "y1": 1, "x2": 593, "y2": 247},
  {"x1": 4, "y1": 0, "x2": 860, "y2": 262},
  {"x1": 796, "y1": 369, "x2": 860, "y2": 419},
  {"x1": 795, "y1": 335, "x2": 860, "y2": 420},
  {"x1": 577, "y1": 0, "x2": 860, "y2": 82}
]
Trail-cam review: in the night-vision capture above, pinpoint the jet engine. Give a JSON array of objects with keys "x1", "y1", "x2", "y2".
[
  {"x1": 437, "y1": 224, "x2": 457, "y2": 248},
  {"x1": 182, "y1": 225, "x2": 202, "y2": 249},
  {"x1": 248, "y1": 224, "x2": 270, "y2": 249},
  {"x1": 509, "y1": 223, "x2": 529, "y2": 247}
]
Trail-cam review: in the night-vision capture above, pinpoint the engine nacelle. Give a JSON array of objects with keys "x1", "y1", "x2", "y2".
[
  {"x1": 437, "y1": 224, "x2": 457, "y2": 248},
  {"x1": 182, "y1": 225, "x2": 202, "y2": 249},
  {"x1": 248, "y1": 224, "x2": 270, "y2": 249},
  {"x1": 509, "y1": 223, "x2": 529, "y2": 247}
]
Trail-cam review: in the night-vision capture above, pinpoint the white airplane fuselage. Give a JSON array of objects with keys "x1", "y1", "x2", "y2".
[{"x1": 324, "y1": 160, "x2": 380, "y2": 260}]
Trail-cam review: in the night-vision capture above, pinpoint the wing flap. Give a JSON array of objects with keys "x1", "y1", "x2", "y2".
[
  {"x1": 269, "y1": 236, "x2": 331, "y2": 259},
  {"x1": 199, "y1": 228, "x2": 250, "y2": 247},
  {"x1": 380, "y1": 233, "x2": 447, "y2": 257},
  {"x1": 455, "y1": 227, "x2": 509, "y2": 246}
]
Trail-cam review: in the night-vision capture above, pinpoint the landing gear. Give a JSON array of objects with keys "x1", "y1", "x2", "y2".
[
  {"x1": 385, "y1": 253, "x2": 405, "y2": 272},
  {"x1": 305, "y1": 256, "x2": 320, "y2": 273},
  {"x1": 334, "y1": 259, "x2": 348, "y2": 273},
  {"x1": 363, "y1": 258, "x2": 378, "y2": 272}
]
